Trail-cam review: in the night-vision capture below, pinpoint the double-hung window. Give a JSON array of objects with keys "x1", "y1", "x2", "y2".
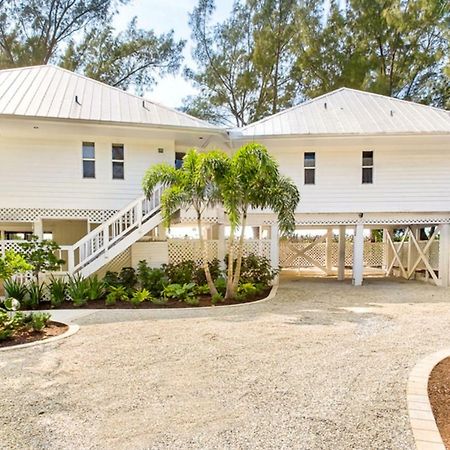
[
  {"x1": 362, "y1": 151, "x2": 373, "y2": 184},
  {"x1": 82, "y1": 142, "x2": 95, "y2": 178},
  {"x1": 304, "y1": 152, "x2": 316, "y2": 185},
  {"x1": 112, "y1": 144, "x2": 125, "y2": 179}
]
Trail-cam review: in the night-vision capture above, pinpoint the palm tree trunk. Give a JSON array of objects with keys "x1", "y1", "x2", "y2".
[
  {"x1": 231, "y1": 212, "x2": 247, "y2": 293},
  {"x1": 197, "y1": 215, "x2": 219, "y2": 297},
  {"x1": 224, "y1": 225, "x2": 236, "y2": 300}
]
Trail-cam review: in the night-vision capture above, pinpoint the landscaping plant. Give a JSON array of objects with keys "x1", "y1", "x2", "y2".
[
  {"x1": 130, "y1": 288, "x2": 150, "y2": 307},
  {"x1": 3, "y1": 278, "x2": 28, "y2": 302},
  {"x1": 25, "y1": 280, "x2": 45, "y2": 309},
  {"x1": 48, "y1": 276, "x2": 67, "y2": 308},
  {"x1": 119, "y1": 267, "x2": 138, "y2": 291},
  {"x1": 86, "y1": 275, "x2": 105, "y2": 301},
  {"x1": 66, "y1": 275, "x2": 89, "y2": 307},
  {"x1": 105, "y1": 285, "x2": 129, "y2": 306},
  {"x1": 30, "y1": 312, "x2": 51, "y2": 331},
  {"x1": 162, "y1": 282, "x2": 197, "y2": 303},
  {"x1": 137, "y1": 260, "x2": 167, "y2": 297}
]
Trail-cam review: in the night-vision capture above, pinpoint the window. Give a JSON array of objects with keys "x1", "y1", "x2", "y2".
[
  {"x1": 112, "y1": 144, "x2": 124, "y2": 179},
  {"x1": 82, "y1": 142, "x2": 95, "y2": 178},
  {"x1": 5, "y1": 231, "x2": 52, "y2": 240},
  {"x1": 304, "y1": 152, "x2": 315, "y2": 185},
  {"x1": 175, "y1": 152, "x2": 186, "y2": 170},
  {"x1": 362, "y1": 150, "x2": 373, "y2": 184}
]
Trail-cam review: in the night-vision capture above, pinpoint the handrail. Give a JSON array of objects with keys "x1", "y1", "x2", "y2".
[{"x1": 66, "y1": 185, "x2": 163, "y2": 273}]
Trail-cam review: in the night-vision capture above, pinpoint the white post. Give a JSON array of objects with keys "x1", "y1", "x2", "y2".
[
  {"x1": 338, "y1": 225, "x2": 346, "y2": 281},
  {"x1": 326, "y1": 228, "x2": 333, "y2": 274},
  {"x1": 352, "y1": 222, "x2": 364, "y2": 286},
  {"x1": 270, "y1": 223, "x2": 279, "y2": 270},
  {"x1": 157, "y1": 224, "x2": 166, "y2": 240},
  {"x1": 407, "y1": 226, "x2": 418, "y2": 279},
  {"x1": 33, "y1": 218, "x2": 43, "y2": 239},
  {"x1": 439, "y1": 223, "x2": 450, "y2": 287}
]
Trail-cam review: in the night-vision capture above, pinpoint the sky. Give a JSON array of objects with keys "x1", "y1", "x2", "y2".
[{"x1": 113, "y1": 0, "x2": 235, "y2": 108}]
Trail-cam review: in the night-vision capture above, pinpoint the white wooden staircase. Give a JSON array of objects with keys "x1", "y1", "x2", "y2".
[{"x1": 66, "y1": 186, "x2": 164, "y2": 278}]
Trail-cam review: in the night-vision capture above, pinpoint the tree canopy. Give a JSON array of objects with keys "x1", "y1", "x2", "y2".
[
  {"x1": 184, "y1": 0, "x2": 449, "y2": 126},
  {"x1": 0, "y1": 0, "x2": 185, "y2": 92}
]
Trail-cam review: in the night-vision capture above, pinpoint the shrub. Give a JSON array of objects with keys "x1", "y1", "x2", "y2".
[
  {"x1": 103, "y1": 271, "x2": 121, "y2": 288},
  {"x1": 105, "y1": 285, "x2": 128, "y2": 306},
  {"x1": 130, "y1": 288, "x2": 150, "y2": 307},
  {"x1": 238, "y1": 282, "x2": 258, "y2": 299},
  {"x1": 30, "y1": 312, "x2": 51, "y2": 331},
  {"x1": 119, "y1": 267, "x2": 137, "y2": 290},
  {"x1": 226, "y1": 254, "x2": 277, "y2": 286},
  {"x1": 24, "y1": 281, "x2": 45, "y2": 309},
  {"x1": 163, "y1": 261, "x2": 197, "y2": 285},
  {"x1": 149, "y1": 297, "x2": 167, "y2": 306},
  {"x1": 163, "y1": 282, "x2": 196, "y2": 300},
  {"x1": 137, "y1": 260, "x2": 168, "y2": 296},
  {"x1": 184, "y1": 296, "x2": 200, "y2": 306},
  {"x1": 48, "y1": 276, "x2": 66, "y2": 308},
  {"x1": 211, "y1": 293, "x2": 224, "y2": 305},
  {"x1": 86, "y1": 276, "x2": 105, "y2": 301},
  {"x1": 194, "y1": 259, "x2": 222, "y2": 285},
  {"x1": 194, "y1": 284, "x2": 210, "y2": 295},
  {"x1": 214, "y1": 277, "x2": 227, "y2": 296},
  {"x1": 3, "y1": 278, "x2": 28, "y2": 302},
  {"x1": 67, "y1": 275, "x2": 89, "y2": 307}
]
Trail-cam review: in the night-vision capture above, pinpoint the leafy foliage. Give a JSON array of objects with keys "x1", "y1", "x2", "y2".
[
  {"x1": 30, "y1": 312, "x2": 51, "y2": 332},
  {"x1": 136, "y1": 260, "x2": 168, "y2": 297},
  {"x1": 48, "y1": 276, "x2": 67, "y2": 308},
  {"x1": 105, "y1": 285, "x2": 129, "y2": 306},
  {"x1": 130, "y1": 288, "x2": 150, "y2": 307},
  {"x1": 18, "y1": 236, "x2": 64, "y2": 282},
  {"x1": 227, "y1": 254, "x2": 278, "y2": 286},
  {"x1": 66, "y1": 275, "x2": 89, "y2": 307},
  {"x1": 0, "y1": 0, "x2": 185, "y2": 92},
  {"x1": 162, "y1": 283, "x2": 197, "y2": 303},
  {"x1": 24, "y1": 281, "x2": 45, "y2": 310},
  {"x1": 3, "y1": 278, "x2": 28, "y2": 302},
  {"x1": 118, "y1": 267, "x2": 137, "y2": 291},
  {"x1": 86, "y1": 276, "x2": 105, "y2": 301},
  {"x1": 0, "y1": 250, "x2": 32, "y2": 281}
]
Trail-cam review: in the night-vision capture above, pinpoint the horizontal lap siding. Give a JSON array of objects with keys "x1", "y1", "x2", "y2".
[
  {"x1": 268, "y1": 136, "x2": 450, "y2": 213},
  {"x1": 0, "y1": 136, "x2": 174, "y2": 210}
]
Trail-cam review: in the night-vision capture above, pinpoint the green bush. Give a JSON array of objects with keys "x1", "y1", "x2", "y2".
[
  {"x1": 238, "y1": 282, "x2": 258, "y2": 299},
  {"x1": 103, "y1": 271, "x2": 121, "y2": 288},
  {"x1": 130, "y1": 288, "x2": 150, "y2": 307},
  {"x1": 86, "y1": 276, "x2": 105, "y2": 301},
  {"x1": 48, "y1": 276, "x2": 66, "y2": 308},
  {"x1": 214, "y1": 277, "x2": 227, "y2": 296},
  {"x1": 67, "y1": 275, "x2": 89, "y2": 307},
  {"x1": 30, "y1": 312, "x2": 51, "y2": 331},
  {"x1": 225, "y1": 254, "x2": 277, "y2": 286},
  {"x1": 162, "y1": 259, "x2": 222, "y2": 285},
  {"x1": 105, "y1": 285, "x2": 128, "y2": 306},
  {"x1": 211, "y1": 293, "x2": 224, "y2": 305},
  {"x1": 3, "y1": 278, "x2": 28, "y2": 302},
  {"x1": 24, "y1": 281, "x2": 45, "y2": 309},
  {"x1": 137, "y1": 260, "x2": 168, "y2": 296},
  {"x1": 119, "y1": 267, "x2": 137, "y2": 290}
]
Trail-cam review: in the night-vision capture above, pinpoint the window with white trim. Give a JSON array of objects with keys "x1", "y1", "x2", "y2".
[
  {"x1": 112, "y1": 144, "x2": 124, "y2": 179},
  {"x1": 362, "y1": 150, "x2": 373, "y2": 184},
  {"x1": 304, "y1": 152, "x2": 315, "y2": 185},
  {"x1": 82, "y1": 142, "x2": 95, "y2": 178}
]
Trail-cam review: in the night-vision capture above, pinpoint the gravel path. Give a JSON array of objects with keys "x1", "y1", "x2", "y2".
[{"x1": 2, "y1": 276, "x2": 450, "y2": 450}]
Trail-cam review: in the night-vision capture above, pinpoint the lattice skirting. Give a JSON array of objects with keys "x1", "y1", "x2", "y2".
[{"x1": 0, "y1": 207, "x2": 117, "y2": 223}]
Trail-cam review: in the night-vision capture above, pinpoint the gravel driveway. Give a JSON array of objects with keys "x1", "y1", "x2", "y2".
[{"x1": 2, "y1": 276, "x2": 450, "y2": 450}]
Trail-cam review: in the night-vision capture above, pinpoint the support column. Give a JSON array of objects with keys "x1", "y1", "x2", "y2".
[
  {"x1": 326, "y1": 228, "x2": 333, "y2": 274},
  {"x1": 439, "y1": 224, "x2": 450, "y2": 287},
  {"x1": 338, "y1": 226, "x2": 346, "y2": 281},
  {"x1": 270, "y1": 223, "x2": 279, "y2": 270},
  {"x1": 157, "y1": 224, "x2": 166, "y2": 240},
  {"x1": 407, "y1": 226, "x2": 419, "y2": 279},
  {"x1": 382, "y1": 228, "x2": 394, "y2": 274},
  {"x1": 33, "y1": 218, "x2": 43, "y2": 239},
  {"x1": 352, "y1": 222, "x2": 364, "y2": 286}
]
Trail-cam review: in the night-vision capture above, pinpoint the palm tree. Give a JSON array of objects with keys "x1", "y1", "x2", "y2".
[
  {"x1": 142, "y1": 149, "x2": 228, "y2": 297},
  {"x1": 219, "y1": 143, "x2": 300, "y2": 299}
]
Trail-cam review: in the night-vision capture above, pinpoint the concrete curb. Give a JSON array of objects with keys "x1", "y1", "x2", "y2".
[
  {"x1": 407, "y1": 349, "x2": 450, "y2": 450},
  {"x1": 0, "y1": 322, "x2": 79, "y2": 352}
]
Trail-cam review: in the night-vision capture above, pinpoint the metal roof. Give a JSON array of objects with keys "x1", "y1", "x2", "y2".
[
  {"x1": 231, "y1": 88, "x2": 450, "y2": 138},
  {"x1": 0, "y1": 65, "x2": 219, "y2": 130}
]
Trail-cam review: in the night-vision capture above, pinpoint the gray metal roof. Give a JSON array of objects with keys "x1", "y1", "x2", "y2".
[
  {"x1": 231, "y1": 88, "x2": 450, "y2": 138},
  {"x1": 0, "y1": 65, "x2": 218, "y2": 130}
]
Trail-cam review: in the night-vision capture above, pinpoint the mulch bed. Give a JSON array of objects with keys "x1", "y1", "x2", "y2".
[
  {"x1": 24, "y1": 289, "x2": 271, "y2": 310},
  {"x1": 0, "y1": 321, "x2": 68, "y2": 348},
  {"x1": 428, "y1": 356, "x2": 450, "y2": 448}
]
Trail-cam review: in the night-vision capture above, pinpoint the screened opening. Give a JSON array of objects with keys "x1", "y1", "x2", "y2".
[{"x1": 175, "y1": 152, "x2": 186, "y2": 169}]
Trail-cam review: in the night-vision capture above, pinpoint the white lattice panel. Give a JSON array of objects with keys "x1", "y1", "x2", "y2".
[
  {"x1": 168, "y1": 239, "x2": 219, "y2": 264},
  {"x1": 228, "y1": 239, "x2": 271, "y2": 259},
  {"x1": 0, "y1": 208, "x2": 117, "y2": 223},
  {"x1": 0, "y1": 240, "x2": 24, "y2": 256}
]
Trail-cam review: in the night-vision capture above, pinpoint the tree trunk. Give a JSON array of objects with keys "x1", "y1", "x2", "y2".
[
  {"x1": 231, "y1": 212, "x2": 247, "y2": 294},
  {"x1": 197, "y1": 216, "x2": 219, "y2": 297},
  {"x1": 224, "y1": 225, "x2": 236, "y2": 300}
]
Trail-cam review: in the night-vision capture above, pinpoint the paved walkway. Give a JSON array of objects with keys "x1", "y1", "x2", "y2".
[{"x1": 2, "y1": 277, "x2": 450, "y2": 449}]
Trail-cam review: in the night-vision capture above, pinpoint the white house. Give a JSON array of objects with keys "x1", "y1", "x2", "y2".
[{"x1": 1, "y1": 65, "x2": 450, "y2": 286}]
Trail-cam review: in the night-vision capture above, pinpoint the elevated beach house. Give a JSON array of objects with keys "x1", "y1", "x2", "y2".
[{"x1": 0, "y1": 65, "x2": 449, "y2": 286}]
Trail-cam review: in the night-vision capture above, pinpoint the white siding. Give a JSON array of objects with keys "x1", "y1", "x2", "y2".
[
  {"x1": 260, "y1": 135, "x2": 450, "y2": 213},
  {"x1": 0, "y1": 133, "x2": 174, "y2": 211}
]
